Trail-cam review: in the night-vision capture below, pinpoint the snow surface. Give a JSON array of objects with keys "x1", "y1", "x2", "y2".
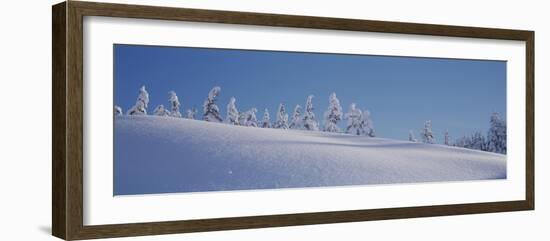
[{"x1": 114, "y1": 115, "x2": 506, "y2": 195}]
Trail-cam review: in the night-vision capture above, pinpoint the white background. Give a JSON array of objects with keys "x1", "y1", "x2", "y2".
[
  {"x1": 0, "y1": 0, "x2": 547, "y2": 240},
  {"x1": 84, "y1": 16, "x2": 525, "y2": 225}
]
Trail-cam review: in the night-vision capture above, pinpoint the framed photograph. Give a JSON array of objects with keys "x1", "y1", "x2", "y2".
[{"x1": 52, "y1": 1, "x2": 534, "y2": 240}]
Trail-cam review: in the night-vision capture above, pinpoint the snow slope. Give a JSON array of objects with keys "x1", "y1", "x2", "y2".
[{"x1": 114, "y1": 115, "x2": 506, "y2": 195}]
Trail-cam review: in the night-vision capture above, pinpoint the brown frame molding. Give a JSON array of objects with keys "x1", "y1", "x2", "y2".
[{"x1": 52, "y1": 1, "x2": 535, "y2": 240}]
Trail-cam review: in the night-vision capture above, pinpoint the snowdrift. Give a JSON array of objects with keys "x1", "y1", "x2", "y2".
[{"x1": 114, "y1": 115, "x2": 506, "y2": 195}]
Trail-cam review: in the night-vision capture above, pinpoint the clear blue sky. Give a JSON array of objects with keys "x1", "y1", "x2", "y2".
[{"x1": 114, "y1": 44, "x2": 506, "y2": 142}]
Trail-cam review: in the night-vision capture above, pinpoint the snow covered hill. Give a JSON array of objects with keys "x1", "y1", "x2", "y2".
[{"x1": 114, "y1": 115, "x2": 506, "y2": 195}]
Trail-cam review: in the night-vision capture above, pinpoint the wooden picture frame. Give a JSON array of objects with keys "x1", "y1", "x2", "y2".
[{"x1": 52, "y1": 1, "x2": 534, "y2": 240}]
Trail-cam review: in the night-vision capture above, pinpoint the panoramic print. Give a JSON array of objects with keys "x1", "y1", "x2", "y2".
[{"x1": 113, "y1": 44, "x2": 507, "y2": 195}]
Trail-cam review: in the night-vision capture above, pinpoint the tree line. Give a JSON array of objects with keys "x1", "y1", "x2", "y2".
[
  {"x1": 115, "y1": 85, "x2": 506, "y2": 154},
  {"x1": 115, "y1": 86, "x2": 376, "y2": 136},
  {"x1": 408, "y1": 114, "x2": 507, "y2": 154}
]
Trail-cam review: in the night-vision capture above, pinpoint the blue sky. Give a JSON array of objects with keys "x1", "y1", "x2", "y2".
[{"x1": 114, "y1": 44, "x2": 506, "y2": 142}]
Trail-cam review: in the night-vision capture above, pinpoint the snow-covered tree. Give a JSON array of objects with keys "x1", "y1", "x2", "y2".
[
  {"x1": 261, "y1": 108, "x2": 271, "y2": 128},
  {"x1": 168, "y1": 91, "x2": 182, "y2": 118},
  {"x1": 126, "y1": 86, "x2": 149, "y2": 115},
  {"x1": 454, "y1": 131, "x2": 488, "y2": 151},
  {"x1": 153, "y1": 104, "x2": 169, "y2": 116},
  {"x1": 452, "y1": 114, "x2": 506, "y2": 154},
  {"x1": 114, "y1": 105, "x2": 122, "y2": 116},
  {"x1": 470, "y1": 131, "x2": 488, "y2": 151},
  {"x1": 185, "y1": 107, "x2": 196, "y2": 120},
  {"x1": 238, "y1": 112, "x2": 247, "y2": 126},
  {"x1": 487, "y1": 112, "x2": 506, "y2": 154},
  {"x1": 345, "y1": 103, "x2": 362, "y2": 135},
  {"x1": 444, "y1": 130, "x2": 450, "y2": 145},
  {"x1": 421, "y1": 120, "x2": 435, "y2": 144},
  {"x1": 359, "y1": 110, "x2": 375, "y2": 137},
  {"x1": 409, "y1": 130, "x2": 418, "y2": 142},
  {"x1": 202, "y1": 86, "x2": 222, "y2": 122},
  {"x1": 289, "y1": 105, "x2": 302, "y2": 129},
  {"x1": 302, "y1": 95, "x2": 319, "y2": 131},
  {"x1": 244, "y1": 108, "x2": 258, "y2": 127},
  {"x1": 226, "y1": 97, "x2": 240, "y2": 125},
  {"x1": 323, "y1": 92, "x2": 343, "y2": 132},
  {"x1": 453, "y1": 136, "x2": 470, "y2": 148},
  {"x1": 274, "y1": 103, "x2": 289, "y2": 129}
]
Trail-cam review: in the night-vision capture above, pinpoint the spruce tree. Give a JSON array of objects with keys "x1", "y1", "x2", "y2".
[
  {"x1": 261, "y1": 108, "x2": 271, "y2": 128},
  {"x1": 345, "y1": 103, "x2": 362, "y2": 135},
  {"x1": 202, "y1": 86, "x2": 222, "y2": 122},
  {"x1": 289, "y1": 105, "x2": 302, "y2": 129},
  {"x1": 302, "y1": 95, "x2": 319, "y2": 131},
  {"x1": 471, "y1": 131, "x2": 488, "y2": 151},
  {"x1": 226, "y1": 97, "x2": 240, "y2": 125},
  {"x1": 421, "y1": 120, "x2": 435, "y2": 144},
  {"x1": 274, "y1": 103, "x2": 289, "y2": 129},
  {"x1": 487, "y1": 112, "x2": 506, "y2": 154},
  {"x1": 153, "y1": 104, "x2": 169, "y2": 116},
  {"x1": 323, "y1": 92, "x2": 343, "y2": 132},
  {"x1": 168, "y1": 91, "x2": 182, "y2": 118},
  {"x1": 359, "y1": 109, "x2": 375, "y2": 137},
  {"x1": 126, "y1": 86, "x2": 149, "y2": 115},
  {"x1": 244, "y1": 108, "x2": 258, "y2": 127},
  {"x1": 185, "y1": 107, "x2": 196, "y2": 120},
  {"x1": 444, "y1": 130, "x2": 450, "y2": 145},
  {"x1": 114, "y1": 105, "x2": 122, "y2": 116}
]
